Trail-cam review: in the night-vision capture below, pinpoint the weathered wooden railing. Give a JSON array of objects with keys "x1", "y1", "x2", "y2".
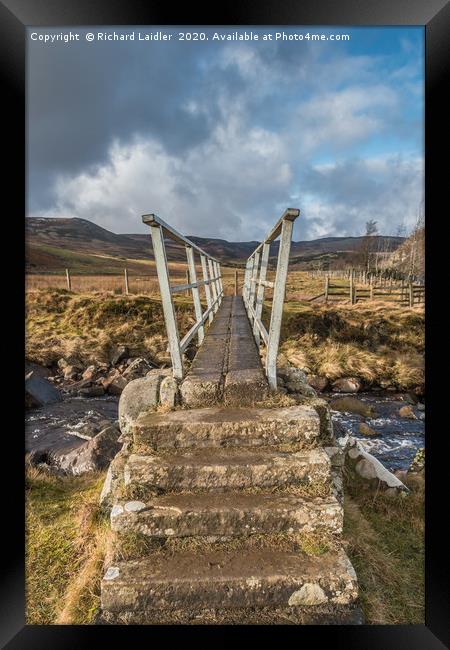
[
  {"x1": 242, "y1": 208, "x2": 299, "y2": 389},
  {"x1": 142, "y1": 213, "x2": 223, "y2": 379}
]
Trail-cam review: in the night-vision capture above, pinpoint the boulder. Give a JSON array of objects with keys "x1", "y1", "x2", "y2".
[
  {"x1": 330, "y1": 397, "x2": 374, "y2": 418},
  {"x1": 25, "y1": 361, "x2": 52, "y2": 379},
  {"x1": 399, "y1": 405, "x2": 416, "y2": 419},
  {"x1": 332, "y1": 377, "x2": 363, "y2": 393},
  {"x1": 278, "y1": 367, "x2": 308, "y2": 384},
  {"x1": 25, "y1": 371, "x2": 62, "y2": 408},
  {"x1": 111, "y1": 345, "x2": 129, "y2": 366},
  {"x1": 290, "y1": 383, "x2": 317, "y2": 398},
  {"x1": 308, "y1": 375, "x2": 329, "y2": 392},
  {"x1": 63, "y1": 365, "x2": 80, "y2": 381},
  {"x1": 82, "y1": 365, "x2": 98, "y2": 381},
  {"x1": 107, "y1": 375, "x2": 129, "y2": 396},
  {"x1": 57, "y1": 425, "x2": 121, "y2": 475},
  {"x1": 341, "y1": 435, "x2": 409, "y2": 494},
  {"x1": 358, "y1": 423, "x2": 377, "y2": 437},
  {"x1": 160, "y1": 375, "x2": 179, "y2": 408},
  {"x1": 122, "y1": 357, "x2": 151, "y2": 380},
  {"x1": 118, "y1": 370, "x2": 171, "y2": 435}
]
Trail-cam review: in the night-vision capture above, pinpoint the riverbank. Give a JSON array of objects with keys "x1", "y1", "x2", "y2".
[
  {"x1": 25, "y1": 464, "x2": 424, "y2": 625},
  {"x1": 279, "y1": 300, "x2": 424, "y2": 393},
  {"x1": 26, "y1": 289, "x2": 424, "y2": 393}
]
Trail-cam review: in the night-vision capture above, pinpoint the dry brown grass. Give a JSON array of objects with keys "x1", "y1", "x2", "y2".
[
  {"x1": 343, "y1": 471, "x2": 424, "y2": 624},
  {"x1": 26, "y1": 467, "x2": 109, "y2": 624},
  {"x1": 26, "y1": 265, "x2": 241, "y2": 296},
  {"x1": 280, "y1": 299, "x2": 424, "y2": 390}
]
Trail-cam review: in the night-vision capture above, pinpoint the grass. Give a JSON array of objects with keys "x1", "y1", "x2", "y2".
[
  {"x1": 343, "y1": 470, "x2": 424, "y2": 624},
  {"x1": 25, "y1": 289, "x2": 196, "y2": 368},
  {"x1": 25, "y1": 464, "x2": 424, "y2": 624},
  {"x1": 25, "y1": 467, "x2": 110, "y2": 624},
  {"x1": 25, "y1": 279, "x2": 424, "y2": 392},
  {"x1": 279, "y1": 300, "x2": 424, "y2": 390}
]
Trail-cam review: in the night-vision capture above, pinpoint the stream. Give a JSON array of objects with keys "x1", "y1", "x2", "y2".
[
  {"x1": 328, "y1": 391, "x2": 424, "y2": 471},
  {"x1": 25, "y1": 391, "x2": 424, "y2": 472}
]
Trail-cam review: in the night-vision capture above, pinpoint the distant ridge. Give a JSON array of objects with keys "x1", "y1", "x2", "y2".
[{"x1": 26, "y1": 216, "x2": 404, "y2": 273}]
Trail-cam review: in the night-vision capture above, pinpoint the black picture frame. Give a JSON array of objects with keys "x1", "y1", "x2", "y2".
[{"x1": 3, "y1": 0, "x2": 448, "y2": 646}]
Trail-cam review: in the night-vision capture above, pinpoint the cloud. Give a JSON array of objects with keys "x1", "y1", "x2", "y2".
[
  {"x1": 27, "y1": 27, "x2": 424, "y2": 240},
  {"x1": 299, "y1": 155, "x2": 424, "y2": 238}
]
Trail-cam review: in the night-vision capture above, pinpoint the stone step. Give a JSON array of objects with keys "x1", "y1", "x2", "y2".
[
  {"x1": 133, "y1": 405, "x2": 321, "y2": 451},
  {"x1": 110, "y1": 492, "x2": 342, "y2": 538},
  {"x1": 101, "y1": 547, "x2": 358, "y2": 614},
  {"x1": 124, "y1": 447, "x2": 331, "y2": 494}
]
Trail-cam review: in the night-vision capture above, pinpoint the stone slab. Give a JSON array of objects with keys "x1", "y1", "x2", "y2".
[
  {"x1": 101, "y1": 547, "x2": 358, "y2": 613},
  {"x1": 124, "y1": 447, "x2": 331, "y2": 493},
  {"x1": 133, "y1": 405, "x2": 321, "y2": 450},
  {"x1": 110, "y1": 492, "x2": 342, "y2": 537}
]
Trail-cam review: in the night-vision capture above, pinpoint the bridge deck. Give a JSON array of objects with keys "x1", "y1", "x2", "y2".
[{"x1": 179, "y1": 296, "x2": 269, "y2": 407}]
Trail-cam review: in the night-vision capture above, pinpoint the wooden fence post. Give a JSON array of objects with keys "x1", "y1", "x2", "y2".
[
  {"x1": 234, "y1": 269, "x2": 238, "y2": 296},
  {"x1": 349, "y1": 269, "x2": 354, "y2": 304},
  {"x1": 324, "y1": 275, "x2": 329, "y2": 303},
  {"x1": 65, "y1": 268, "x2": 71, "y2": 291},
  {"x1": 124, "y1": 268, "x2": 129, "y2": 295},
  {"x1": 370, "y1": 275, "x2": 374, "y2": 300},
  {"x1": 409, "y1": 281, "x2": 414, "y2": 307}
]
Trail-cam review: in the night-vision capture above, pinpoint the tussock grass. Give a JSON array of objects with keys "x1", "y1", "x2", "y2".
[
  {"x1": 26, "y1": 289, "x2": 196, "y2": 368},
  {"x1": 280, "y1": 300, "x2": 424, "y2": 390},
  {"x1": 343, "y1": 470, "x2": 424, "y2": 624}
]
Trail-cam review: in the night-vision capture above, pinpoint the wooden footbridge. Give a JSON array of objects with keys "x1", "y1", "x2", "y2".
[{"x1": 100, "y1": 209, "x2": 360, "y2": 625}]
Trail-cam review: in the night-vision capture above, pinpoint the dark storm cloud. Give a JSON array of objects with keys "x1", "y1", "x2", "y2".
[
  {"x1": 27, "y1": 33, "x2": 227, "y2": 211},
  {"x1": 27, "y1": 27, "x2": 424, "y2": 239}
]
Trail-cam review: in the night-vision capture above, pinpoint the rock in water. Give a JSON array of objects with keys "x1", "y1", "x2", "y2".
[
  {"x1": 331, "y1": 377, "x2": 363, "y2": 393},
  {"x1": 330, "y1": 397, "x2": 374, "y2": 418},
  {"x1": 56, "y1": 425, "x2": 121, "y2": 475},
  {"x1": 399, "y1": 405, "x2": 416, "y2": 419},
  {"x1": 358, "y1": 423, "x2": 377, "y2": 437},
  {"x1": 25, "y1": 371, "x2": 62, "y2": 407}
]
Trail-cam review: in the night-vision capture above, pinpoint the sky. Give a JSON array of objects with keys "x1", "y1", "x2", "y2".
[{"x1": 27, "y1": 26, "x2": 424, "y2": 242}]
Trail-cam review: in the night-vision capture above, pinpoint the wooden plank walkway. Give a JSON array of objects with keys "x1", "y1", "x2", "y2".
[{"x1": 179, "y1": 296, "x2": 269, "y2": 408}]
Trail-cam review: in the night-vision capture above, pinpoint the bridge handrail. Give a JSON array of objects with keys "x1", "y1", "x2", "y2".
[
  {"x1": 242, "y1": 208, "x2": 299, "y2": 389},
  {"x1": 142, "y1": 213, "x2": 223, "y2": 379}
]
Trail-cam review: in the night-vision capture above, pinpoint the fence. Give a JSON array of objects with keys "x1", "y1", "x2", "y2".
[
  {"x1": 142, "y1": 213, "x2": 224, "y2": 379},
  {"x1": 242, "y1": 208, "x2": 299, "y2": 389},
  {"x1": 309, "y1": 268, "x2": 425, "y2": 306}
]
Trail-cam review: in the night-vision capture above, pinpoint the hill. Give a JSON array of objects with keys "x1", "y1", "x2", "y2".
[{"x1": 25, "y1": 217, "x2": 404, "y2": 274}]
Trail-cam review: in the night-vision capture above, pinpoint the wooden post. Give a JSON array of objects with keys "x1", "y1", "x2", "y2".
[
  {"x1": 65, "y1": 268, "x2": 71, "y2": 291},
  {"x1": 234, "y1": 269, "x2": 238, "y2": 296},
  {"x1": 124, "y1": 268, "x2": 129, "y2": 295},
  {"x1": 324, "y1": 275, "x2": 329, "y2": 303},
  {"x1": 370, "y1": 275, "x2": 374, "y2": 300},
  {"x1": 349, "y1": 269, "x2": 354, "y2": 304},
  {"x1": 409, "y1": 281, "x2": 413, "y2": 307},
  {"x1": 185, "y1": 270, "x2": 190, "y2": 297}
]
